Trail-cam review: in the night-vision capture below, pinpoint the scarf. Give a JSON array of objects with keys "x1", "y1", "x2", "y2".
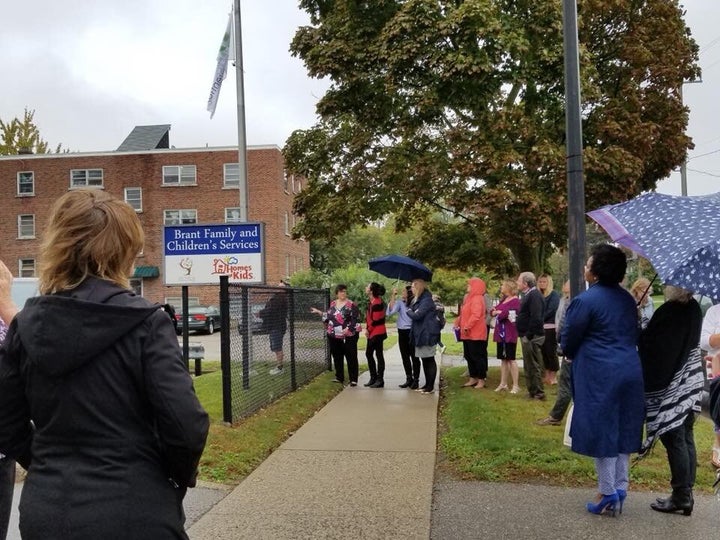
[{"x1": 639, "y1": 346, "x2": 704, "y2": 457}]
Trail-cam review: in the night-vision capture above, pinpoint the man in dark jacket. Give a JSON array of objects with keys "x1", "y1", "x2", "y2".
[{"x1": 516, "y1": 271, "x2": 547, "y2": 400}]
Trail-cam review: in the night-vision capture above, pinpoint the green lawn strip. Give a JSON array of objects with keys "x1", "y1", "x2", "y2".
[{"x1": 438, "y1": 366, "x2": 717, "y2": 493}]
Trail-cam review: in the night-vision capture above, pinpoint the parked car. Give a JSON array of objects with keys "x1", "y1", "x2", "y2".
[
  {"x1": 175, "y1": 305, "x2": 222, "y2": 335},
  {"x1": 236, "y1": 303, "x2": 268, "y2": 335}
]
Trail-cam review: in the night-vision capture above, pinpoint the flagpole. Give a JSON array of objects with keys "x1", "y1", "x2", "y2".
[{"x1": 233, "y1": 0, "x2": 249, "y2": 222}]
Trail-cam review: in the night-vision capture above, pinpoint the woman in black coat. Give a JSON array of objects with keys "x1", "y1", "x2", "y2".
[
  {"x1": 638, "y1": 285, "x2": 703, "y2": 516},
  {"x1": 0, "y1": 190, "x2": 209, "y2": 539}
]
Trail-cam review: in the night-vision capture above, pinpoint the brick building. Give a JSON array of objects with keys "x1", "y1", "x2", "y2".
[{"x1": 0, "y1": 125, "x2": 309, "y2": 306}]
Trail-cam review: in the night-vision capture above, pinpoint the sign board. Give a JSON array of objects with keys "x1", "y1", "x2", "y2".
[{"x1": 163, "y1": 223, "x2": 264, "y2": 286}]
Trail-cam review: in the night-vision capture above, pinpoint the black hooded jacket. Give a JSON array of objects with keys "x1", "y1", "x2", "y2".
[{"x1": 0, "y1": 277, "x2": 209, "y2": 539}]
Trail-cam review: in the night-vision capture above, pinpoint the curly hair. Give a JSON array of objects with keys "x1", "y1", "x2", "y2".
[
  {"x1": 589, "y1": 244, "x2": 626, "y2": 285},
  {"x1": 369, "y1": 282, "x2": 386, "y2": 298}
]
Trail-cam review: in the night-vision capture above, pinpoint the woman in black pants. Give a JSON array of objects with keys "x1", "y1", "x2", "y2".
[
  {"x1": 311, "y1": 284, "x2": 361, "y2": 386},
  {"x1": 406, "y1": 278, "x2": 439, "y2": 394},
  {"x1": 387, "y1": 285, "x2": 420, "y2": 388},
  {"x1": 364, "y1": 282, "x2": 388, "y2": 387}
]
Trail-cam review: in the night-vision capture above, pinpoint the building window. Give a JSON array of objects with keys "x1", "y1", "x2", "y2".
[
  {"x1": 162, "y1": 165, "x2": 197, "y2": 186},
  {"x1": 124, "y1": 187, "x2": 143, "y2": 212},
  {"x1": 17, "y1": 171, "x2": 35, "y2": 196},
  {"x1": 164, "y1": 209, "x2": 197, "y2": 225},
  {"x1": 130, "y1": 278, "x2": 143, "y2": 297},
  {"x1": 70, "y1": 169, "x2": 103, "y2": 188},
  {"x1": 285, "y1": 255, "x2": 290, "y2": 277},
  {"x1": 283, "y1": 171, "x2": 290, "y2": 193},
  {"x1": 225, "y1": 208, "x2": 242, "y2": 223},
  {"x1": 19, "y1": 258, "x2": 35, "y2": 277},
  {"x1": 284, "y1": 212, "x2": 291, "y2": 236},
  {"x1": 224, "y1": 163, "x2": 240, "y2": 188},
  {"x1": 295, "y1": 177, "x2": 302, "y2": 193},
  {"x1": 18, "y1": 215, "x2": 35, "y2": 239}
]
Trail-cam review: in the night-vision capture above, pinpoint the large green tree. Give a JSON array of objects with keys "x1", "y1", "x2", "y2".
[
  {"x1": 284, "y1": 0, "x2": 700, "y2": 274},
  {"x1": 0, "y1": 109, "x2": 62, "y2": 155}
]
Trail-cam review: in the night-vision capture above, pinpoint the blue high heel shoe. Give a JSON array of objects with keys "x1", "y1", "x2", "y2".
[
  {"x1": 616, "y1": 489, "x2": 626, "y2": 514},
  {"x1": 586, "y1": 492, "x2": 619, "y2": 516}
]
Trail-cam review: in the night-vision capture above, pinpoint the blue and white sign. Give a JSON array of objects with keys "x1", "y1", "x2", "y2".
[{"x1": 163, "y1": 223, "x2": 264, "y2": 286}]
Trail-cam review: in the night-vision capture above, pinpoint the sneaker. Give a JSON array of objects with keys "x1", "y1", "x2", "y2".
[
  {"x1": 349, "y1": 381, "x2": 357, "y2": 387},
  {"x1": 269, "y1": 367, "x2": 283, "y2": 375},
  {"x1": 420, "y1": 388, "x2": 434, "y2": 395},
  {"x1": 331, "y1": 378, "x2": 344, "y2": 384},
  {"x1": 536, "y1": 416, "x2": 561, "y2": 426}
]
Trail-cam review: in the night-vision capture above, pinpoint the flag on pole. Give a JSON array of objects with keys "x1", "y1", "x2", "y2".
[{"x1": 207, "y1": 12, "x2": 232, "y2": 119}]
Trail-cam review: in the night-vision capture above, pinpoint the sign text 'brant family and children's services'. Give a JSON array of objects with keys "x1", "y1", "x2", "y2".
[{"x1": 163, "y1": 223, "x2": 264, "y2": 286}]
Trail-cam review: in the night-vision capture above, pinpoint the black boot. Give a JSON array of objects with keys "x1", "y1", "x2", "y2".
[
  {"x1": 409, "y1": 379, "x2": 419, "y2": 390},
  {"x1": 650, "y1": 488, "x2": 693, "y2": 516},
  {"x1": 399, "y1": 378, "x2": 413, "y2": 388},
  {"x1": 369, "y1": 378, "x2": 384, "y2": 388},
  {"x1": 364, "y1": 377, "x2": 376, "y2": 387}
]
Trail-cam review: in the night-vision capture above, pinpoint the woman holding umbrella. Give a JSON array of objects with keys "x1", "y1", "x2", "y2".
[{"x1": 406, "y1": 278, "x2": 440, "y2": 394}]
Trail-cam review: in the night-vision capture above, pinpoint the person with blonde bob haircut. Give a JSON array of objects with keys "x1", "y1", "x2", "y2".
[{"x1": 0, "y1": 189, "x2": 209, "y2": 539}]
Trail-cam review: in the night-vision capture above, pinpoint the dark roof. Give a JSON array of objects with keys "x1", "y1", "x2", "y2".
[{"x1": 117, "y1": 125, "x2": 171, "y2": 152}]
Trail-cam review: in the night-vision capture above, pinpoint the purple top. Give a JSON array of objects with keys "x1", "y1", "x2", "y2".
[{"x1": 493, "y1": 296, "x2": 521, "y2": 344}]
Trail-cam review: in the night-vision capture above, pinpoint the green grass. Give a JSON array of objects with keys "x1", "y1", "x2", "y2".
[{"x1": 438, "y1": 366, "x2": 718, "y2": 493}]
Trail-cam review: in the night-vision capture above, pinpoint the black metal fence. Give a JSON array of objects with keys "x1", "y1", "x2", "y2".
[{"x1": 219, "y1": 277, "x2": 330, "y2": 423}]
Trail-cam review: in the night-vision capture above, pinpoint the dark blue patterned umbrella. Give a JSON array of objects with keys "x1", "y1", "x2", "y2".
[
  {"x1": 368, "y1": 255, "x2": 433, "y2": 282},
  {"x1": 587, "y1": 191, "x2": 720, "y2": 300}
]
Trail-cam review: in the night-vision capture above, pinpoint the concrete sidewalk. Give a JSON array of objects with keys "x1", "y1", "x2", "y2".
[{"x1": 188, "y1": 344, "x2": 438, "y2": 539}]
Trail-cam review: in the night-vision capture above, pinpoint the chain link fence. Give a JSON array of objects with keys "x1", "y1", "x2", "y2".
[{"x1": 220, "y1": 280, "x2": 330, "y2": 422}]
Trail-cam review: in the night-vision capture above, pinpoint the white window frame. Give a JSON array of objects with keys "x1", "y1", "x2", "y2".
[
  {"x1": 224, "y1": 163, "x2": 240, "y2": 188},
  {"x1": 162, "y1": 165, "x2": 197, "y2": 186},
  {"x1": 164, "y1": 209, "x2": 198, "y2": 225},
  {"x1": 284, "y1": 212, "x2": 291, "y2": 236},
  {"x1": 17, "y1": 171, "x2": 35, "y2": 196},
  {"x1": 18, "y1": 214, "x2": 35, "y2": 239},
  {"x1": 70, "y1": 168, "x2": 103, "y2": 188},
  {"x1": 19, "y1": 258, "x2": 35, "y2": 277},
  {"x1": 283, "y1": 171, "x2": 290, "y2": 193},
  {"x1": 225, "y1": 207, "x2": 242, "y2": 223},
  {"x1": 124, "y1": 187, "x2": 143, "y2": 212}
]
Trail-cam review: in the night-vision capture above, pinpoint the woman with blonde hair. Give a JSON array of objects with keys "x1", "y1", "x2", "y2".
[
  {"x1": 490, "y1": 279, "x2": 521, "y2": 393},
  {"x1": 0, "y1": 189, "x2": 209, "y2": 539},
  {"x1": 538, "y1": 274, "x2": 560, "y2": 385},
  {"x1": 631, "y1": 277, "x2": 655, "y2": 329}
]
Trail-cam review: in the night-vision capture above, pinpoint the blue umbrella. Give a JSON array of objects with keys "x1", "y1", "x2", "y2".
[
  {"x1": 587, "y1": 191, "x2": 720, "y2": 300},
  {"x1": 368, "y1": 255, "x2": 433, "y2": 282}
]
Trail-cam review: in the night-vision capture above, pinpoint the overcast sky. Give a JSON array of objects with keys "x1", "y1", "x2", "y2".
[{"x1": 1, "y1": 1, "x2": 718, "y2": 196}]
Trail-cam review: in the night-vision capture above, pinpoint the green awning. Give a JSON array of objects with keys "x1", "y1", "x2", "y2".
[{"x1": 133, "y1": 266, "x2": 160, "y2": 278}]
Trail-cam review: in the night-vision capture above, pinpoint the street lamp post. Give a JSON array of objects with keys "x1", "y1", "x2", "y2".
[{"x1": 563, "y1": 0, "x2": 586, "y2": 298}]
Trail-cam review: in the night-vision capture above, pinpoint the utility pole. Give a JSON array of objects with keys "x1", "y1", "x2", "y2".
[{"x1": 563, "y1": 0, "x2": 586, "y2": 298}]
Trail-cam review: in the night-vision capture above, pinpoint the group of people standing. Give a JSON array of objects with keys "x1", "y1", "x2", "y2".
[
  {"x1": 311, "y1": 278, "x2": 441, "y2": 394},
  {"x1": 454, "y1": 272, "x2": 564, "y2": 399}
]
